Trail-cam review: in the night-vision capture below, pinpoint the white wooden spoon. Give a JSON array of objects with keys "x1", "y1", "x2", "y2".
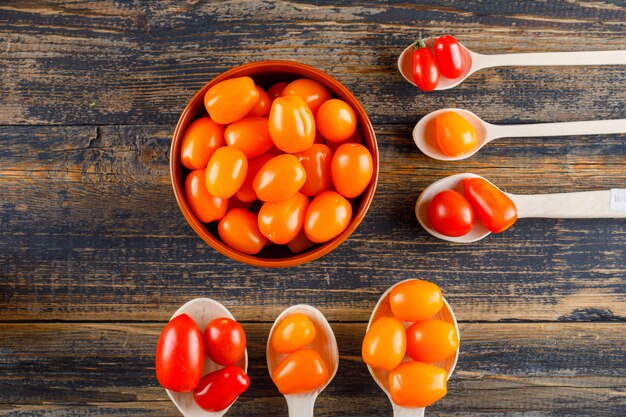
[
  {"x1": 413, "y1": 108, "x2": 626, "y2": 161},
  {"x1": 398, "y1": 38, "x2": 626, "y2": 90},
  {"x1": 267, "y1": 304, "x2": 339, "y2": 417},
  {"x1": 166, "y1": 298, "x2": 248, "y2": 417},
  {"x1": 366, "y1": 280, "x2": 460, "y2": 417},
  {"x1": 416, "y1": 173, "x2": 626, "y2": 243}
]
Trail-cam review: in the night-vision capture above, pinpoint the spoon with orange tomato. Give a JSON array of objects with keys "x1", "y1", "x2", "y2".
[
  {"x1": 267, "y1": 304, "x2": 339, "y2": 417},
  {"x1": 413, "y1": 108, "x2": 626, "y2": 161},
  {"x1": 416, "y1": 173, "x2": 626, "y2": 243}
]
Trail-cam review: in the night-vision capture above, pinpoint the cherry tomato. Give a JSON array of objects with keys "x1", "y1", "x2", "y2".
[
  {"x1": 180, "y1": 117, "x2": 225, "y2": 170},
  {"x1": 390, "y1": 279, "x2": 443, "y2": 322},
  {"x1": 155, "y1": 314, "x2": 204, "y2": 393},
  {"x1": 304, "y1": 191, "x2": 352, "y2": 243},
  {"x1": 224, "y1": 117, "x2": 273, "y2": 159},
  {"x1": 206, "y1": 147, "x2": 248, "y2": 199},
  {"x1": 412, "y1": 34, "x2": 440, "y2": 92},
  {"x1": 269, "y1": 95, "x2": 315, "y2": 153},
  {"x1": 185, "y1": 169, "x2": 228, "y2": 223},
  {"x1": 272, "y1": 349, "x2": 329, "y2": 394},
  {"x1": 362, "y1": 316, "x2": 406, "y2": 371},
  {"x1": 287, "y1": 230, "x2": 316, "y2": 254},
  {"x1": 316, "y1": 99, "x2": 356, "y2": 142},
  {"x1": 204, "y1": 76, "x2": 260, "y2": 124},
  {"x1": 218, "y1": 208, "x2": 267, "y2": 254},
  {"x1": 270, "y1": 313, "x2": 317, "y2": 354},
  {"x1": 258, "y1": 192, "x2": 309, "y2": 244},
  {"x1": 204, "y1": 317, "x2": 246, "y2": 366},
  {"x1": 388, "y1": 362, "x2": 448, "y2": 407},
  {"x1": 282, "y1": 79, "x2": 332, "y2": 115},
  {"x1": 252, "y1": 154, "x2": 307, "y2": 202},
  {"x1": 235, "y1": 154, "x2": 274, "y2": 203},
  {"x1": 427, "y1": 190, "x2": 475, "y2": 237},
  {"x1": 433, "y1": 35, "x2": 465, "y2": 79},
  {"x1": 406, "y1": 319, "x2": 459, "y2": 363},
  {"x1": 463, "y1": 178, "x2": 518, "y2": 233},
  {"x1": 326, "y1": 128, "x2": 362, "y2": 153},
  {"x1": 267, "y1": 81, "x2": 288, "y2": 100},
  {"x1": 247, "y1": 86, "x2": 271, "y2": 117},
  {"x1": 295, "y1": 144, "x2": 333, "y2": 197},
  {"x1": 193, "y1": 365, "x2": 250, "y2": 412},
  {"x1": 331, "y1": 143, "x2": 373, "y2": 198},
  {"x1": 435, "y1": 112, "x2": 478, "y2": 157}
]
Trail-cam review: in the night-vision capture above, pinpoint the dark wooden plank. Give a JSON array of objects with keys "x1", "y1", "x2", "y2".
[
  {"x1": 1, "y1": 124, "x2": 624, "y2": 322},
  {"x1": 0, "y1": 322, "x2": 623, "y2": 416}
]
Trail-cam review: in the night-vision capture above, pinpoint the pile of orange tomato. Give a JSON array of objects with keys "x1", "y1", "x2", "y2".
[{"x1": 181, "y1": 76, "x2": 374, "y2": 254}]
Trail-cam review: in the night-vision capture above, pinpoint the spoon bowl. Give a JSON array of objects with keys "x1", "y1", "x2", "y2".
[{"x1": 166, "y1": 298, "x2": 248, "y2": 417}]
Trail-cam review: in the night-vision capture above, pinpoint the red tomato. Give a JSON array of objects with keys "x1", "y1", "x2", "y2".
[
  {"x1": 204, "y1": 317, "x2": 246, "y2": 366},
  {"x1": 267, "y1": 81, "x2": 288, "y2": 100},
  {"x1": 185, "y1": 169, "x2": 228, "y2": 223},
  {"x1": 389, "y1": 362, "x2": 448, "y2": 407},
  {"x1": 287, "y1": 230, "x2": 317, "y2": 254},
  {"x1": 235, "y1": 154, "x2": 274, "y2": 203},
  {"x1": 295, "y1": 144, "x2": 333, "y2": 197},
  {"x1": 362, "y1": 316, "x2": 406, "y2": 371},
  {"x1": 272, "y1": 349, "x2": 330, "y2": 395},
  {"x1": 204, "y1": 77, "x2": 259, "y2": 124},
  {"x1": 258, "y1": 192, "x2": 309, "y2": 244},
  {"x1": 316, "y1": 99, "x2": 356, "y2": 142},
  {"x1": 390, "y1": 279, "x2": 443, "y2": 322},
  {"x1": 406, "y1": 319, "x2": 459, "y2": 363},
  {"x1": 282, "y1": 79, "x2": 332, "y2": 115},
  {"x1": 331, "y1": 143, "x2": 373, "y2": 198},
  {"x1": 427, "y1": 190, "x2": 475, "y2": 237},
  {"x1": 247, "y1": 86, "x2": 271, "y2": 117},
  {"x1": 433, "y1": 35, "x2": 465, "y2": 79},
  {"x1": 252, "y1": 154, "x2": 307, "y2": 202},
  {"x1": 270, "y1": 313, "x2": 317, "y2": 354},
  {"x1": 180, "y1": 117, "x2": 225, "y2": 170},
  {"x1": 155, "y1": 314, "x2": 204, "y2": 392},
  {"x1": 435, "y1": 112, "x2": 478, "y2": 157},
  {"x1": 304, "y1": 191, "x2": 352, "y2": 243},
  {"x1": 193, "y1": 365, "x2": 250, "y2": 412},
  {"x1": 463, "y1": 178, "x2": 518, "y2": 233},
  {"x1": 206, "y1": 147, "x2": 248, "y2": 199},
  {"x1": 218, "y1": 208, "x2": 267, "y2": 254},
  {"x1": 412, "y1": 34, "x2": 440, "y2": 92},
  {"x1": 326, "y1": 128, "x2": 362, "y2": 153},
  {"x1": 269, "y1": 95, "x2": 316, "y2": 153},
  {"x1": 224, "y1": 117, "x2": 273, "y2": 159}
]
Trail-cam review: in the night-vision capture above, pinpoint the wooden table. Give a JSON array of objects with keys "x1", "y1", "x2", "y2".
[{"x1": 1, "y1": 1, "x2": 625, "y2": 416}]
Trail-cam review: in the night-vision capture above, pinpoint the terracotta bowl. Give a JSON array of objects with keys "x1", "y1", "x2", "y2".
[{"x1": 170, "y1": 60, "x2": 379, "y2": 267}]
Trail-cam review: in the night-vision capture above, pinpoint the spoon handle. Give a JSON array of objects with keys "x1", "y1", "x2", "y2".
[
  {"x1": 476, "y1": 50, "x2": 626, "y2": 69},
  {"x1": 489, "y1": 119, "x2": 626, "y2": 140},
  {"x1": 509, "y1": 190, "x2": 626, "y2": 219},
  {"x1": 286, "y1": 395, "x2": 315, "y2": 417},
  {"x1": 393, "y1": 405, "x2": 425, "y2": 417}
]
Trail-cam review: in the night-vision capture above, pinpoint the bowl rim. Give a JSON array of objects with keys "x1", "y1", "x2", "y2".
[{"x1": 170, "y1": 60, "x2": 379, "y2": 267}]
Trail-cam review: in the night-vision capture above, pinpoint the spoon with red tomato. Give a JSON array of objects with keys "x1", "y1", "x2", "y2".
[
  {"x1": 366, "y1": 280, "x2": 459, "y2": 417},
  {"x1": 267, "y1": 304, "x2": 339, "y2": 417},
  {"x1": 165, "y1": 298, "x2": 248, "y2": 417},
  {"x1": 416, "y1": 173, "x2": 626, "y2": 243},
  {"x1": 398, "y1": 37, "x2": 626, "y2": 90},
  {"x1": 413, "y1": 108, "x2": 626, "y2": 161}
]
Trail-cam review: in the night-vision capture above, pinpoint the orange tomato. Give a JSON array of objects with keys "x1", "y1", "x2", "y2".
[
  {"x1": 235, "y1": 154, "x2": 274, "y2": 203},
  {"x1": 206, "y1": 147, "x2": 248, "y2": 199},
  {"x1": 304, "y1": 191, "x2": 352, "y2": 243},
  {"x1": 180, "y1": 117, "x2": 225, "y2": 170},
  {"x1": 361, "y1": 316, "x2": 406, "y2": 371},
  {"x1": 390, "y1": 280, "x2": 443, "y2": 322},
  {"x1": 463, "y1": 177, "x2": 518, "y2": 233},
  {"x1": 389, "y1": 362, "x2": 448, "y2": 407},
  {"x1": 295, "y1": 144, "x2": 333, "y2": 197},
  {"x1": 271, "y1": 349, "x2": 329, "y2": 395},
  {"x1": 185, "y1": 169, "x2": 228, "y2": 223},
  {"x1": 247, "y1": 86, "x2": 271, "y2": 117},
  {"x1": 270, "y1": 313, "x2": 317, "y2": 354},
  {"x1": 267, "y1": 81, "x2": 288, "y2": 100},
  {"x1": 217, "y1": 208, "x2": 267, "y2": 254},
  {"x1": 252, "y1": 154, "x2": 307, "y2": 202},
  {"x1": 287, "y1": 230, "x2": 316, "y2": 254},
  {"x1": 282, "y1": 79, "x2": 332, "y2": 115},
  {"x1": 331, "y1": 143, "x2": 373, "y2": 198},
  {"x1": 258, "y1": 192, "x2": 309, "y2": 244},
  {"x1": 406, "y1": 319, "x2": 459, "y2": 363},
  {"x1": 435, "y1": 111, "x2": 478, "y2": 157},
  {"x1": 204, "y1": 77, "x2": 259, "y2": 124},
  {"x1": 268, "y1": 95, "x2": 316, "y2": 153},
  {"x1": 316, "y1": 99, "x2": 356, "y2": 142},
  {"x1": 224, "y1": 117, "x2": 273, "y2": 159},
  {"x1": 326, "y1": 128, "x2": 362, "y2": 152}
]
